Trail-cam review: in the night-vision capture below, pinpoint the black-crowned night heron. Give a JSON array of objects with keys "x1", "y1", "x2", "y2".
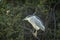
[{"x1": 23, "y1": 15, "x2": 45, "y2": 37}]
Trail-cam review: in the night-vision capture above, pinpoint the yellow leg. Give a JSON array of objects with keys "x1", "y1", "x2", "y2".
[{"x1": 32, "y1": 30, "x2": 37, "y2": 37}]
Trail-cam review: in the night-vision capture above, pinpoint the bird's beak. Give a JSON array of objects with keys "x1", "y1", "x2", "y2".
[{"x1": 23, "y1": 18, "x2": 26, "y2": 21}]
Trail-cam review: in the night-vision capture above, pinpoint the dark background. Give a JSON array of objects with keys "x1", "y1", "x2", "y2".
[{"x1": 0, "y1": 0, "x2": 60, "y2": 40}]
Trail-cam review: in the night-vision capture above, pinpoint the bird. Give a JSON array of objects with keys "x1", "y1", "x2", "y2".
[{"x1": 23, "y1": 15, "x2": 45, "y2": 37}]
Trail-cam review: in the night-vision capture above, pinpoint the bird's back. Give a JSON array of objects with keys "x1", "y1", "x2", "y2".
[{"x1": 27, "y1": 15, "x2": 45, "y2": 31}]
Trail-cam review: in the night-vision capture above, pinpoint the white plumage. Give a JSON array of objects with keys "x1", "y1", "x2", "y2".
[{"x1": 23, "y1": 15, "x2": 45, "y2": 37}]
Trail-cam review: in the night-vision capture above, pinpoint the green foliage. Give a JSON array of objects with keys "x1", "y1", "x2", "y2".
[
  {"x1": 0, "y1": 0, "x2": 60, "y2": 40},
  {"x1": 0, "y1": 0, "x2": 24, "y2": 40}
]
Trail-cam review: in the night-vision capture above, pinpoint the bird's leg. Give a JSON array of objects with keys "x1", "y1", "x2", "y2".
[{"x1": 32, "y1": 30, "x2": 37, "y2": 37}]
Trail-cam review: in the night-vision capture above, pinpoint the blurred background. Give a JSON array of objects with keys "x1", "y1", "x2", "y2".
[{"x1": 0, "y1": 0, "x2": 60, "y2": 40}]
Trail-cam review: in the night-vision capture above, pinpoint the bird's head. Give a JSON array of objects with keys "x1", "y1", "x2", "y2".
[{"x1": 23, "y1": 15, "x2": 32, "y2": 21}]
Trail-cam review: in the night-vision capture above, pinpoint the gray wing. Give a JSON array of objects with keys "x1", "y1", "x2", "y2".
[{"x1": 33, "y1": 16, "x2": 45, "y2": 31}]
